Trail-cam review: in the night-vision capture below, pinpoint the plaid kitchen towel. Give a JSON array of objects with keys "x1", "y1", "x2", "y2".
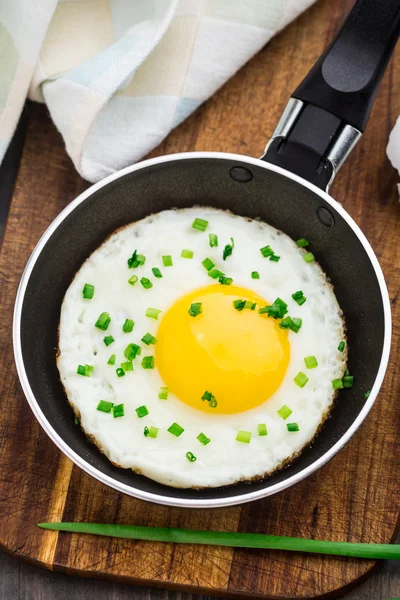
[{"x1": 0, "y1": 0, "x2": 316, "y2": 183}]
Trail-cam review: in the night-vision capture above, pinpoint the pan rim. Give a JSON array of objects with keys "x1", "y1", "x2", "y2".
[{"x1": 13, "y1": 151, "x2": 392, "y2": 508}]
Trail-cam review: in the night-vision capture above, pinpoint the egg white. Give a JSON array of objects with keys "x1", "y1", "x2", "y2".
[{"x1": 57, "y1": 207, "x2": 347, "y2": 488}]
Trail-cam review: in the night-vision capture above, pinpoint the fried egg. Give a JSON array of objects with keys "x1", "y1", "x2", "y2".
[{"x1": 57, "y1": 207, "x2": 347, "y2": 488}]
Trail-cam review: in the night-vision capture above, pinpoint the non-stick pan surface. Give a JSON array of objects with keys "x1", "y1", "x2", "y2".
[{"x1": 14, "y1": 153, "x2": 391, "y2": 507}]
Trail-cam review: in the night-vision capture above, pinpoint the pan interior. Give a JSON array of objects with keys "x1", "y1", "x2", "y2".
[{"x1": 19, "y1": 157, "x2": 385, "y2": 502}]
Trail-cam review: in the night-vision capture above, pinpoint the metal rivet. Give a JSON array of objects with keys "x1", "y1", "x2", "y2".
[
  {"x1": 230, "y1": 166, "x2": 253, "y2": 183},
  {"x1": 317, "y1": 206, "x2": 334, "y2": 227}
]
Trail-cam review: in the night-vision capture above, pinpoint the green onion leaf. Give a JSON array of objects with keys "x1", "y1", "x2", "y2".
[
  {"x1": 343, "y1": 375, "x2": 354, "y2": 388},
  {"x1": 145, "y1": 307, "x2": 161, "y2": 320},
  {"x1": 128, "y1": 275, "x2": 138, "y2": 286},
  {"x1": 121, "y1": 361, "x2": 133, "y2": 372},
  {"x1": 186, "y1": 451, "x2": 197, "y2": 462},
  {"x1": 223, "y1": 237, "x2": 234, "y2": 261},
  {"x1": 365, "y1": 389, "x2": 371, "y2": 399},
  {"x1": 291, "y1": 317, "x2": 302, "y2": 333},
  {"x1": 113, "y1": 404, "x2": 124, "y2": 418},
  {"x1": 236, "y1": 430, "x2": 252, "y2": 443},
  {"x1": 251, "y1": 271, "x2": 260, "y2": 279},
  {"x1": 259, "y1": 297, "x2": 288, "y2": 319},
  {"x1": 97, "y1": 400, "x2": 114, "y2": 413},
  {"x1": 218, "y1": 276, "x2": 233, "y2": 285},
  {"x1": 168, "y1": 422, "x2": 184, "y2": 437},
  {"x1": 260, "y1": 245, "x2": 274, "y2": 258},
  {"x1": 209, "y1": 233, "x2": 218, "y2": 247},
  {"x1": 332, "y1": 378, "x2": 344, "y2": 390},
  {"x1": 208, "y1": 268, "x2": 224, "y2": 280},
  {"x1": 103, "y1": 335, "x2": 114, "y2": 347},
  {"x1": 296, "y1": 238, "x2": 310, "y2": 248},
  {"x1": 303, "y1": 252, "x2": 315, "y2": 263},
  {"x1": 258, "y1": 423, "x2": 267, "y2": 436},
  {"x1": 304, "y1": 355, "x2": 318, "y2": 369},
  {"x1": 136, "y1": 405, "x2": 149, "y2": 418},
  {"x1": 188, "y1": 302, "x2": 202, "y2": 317},
  {"x1": 202, "y1": 390, "x2": 217, "y2": 408},
  {"x1": 158, "y1": 386, "x2": 169, "y2": 400},
  {"x1": 202, "y1": 391, "x2": 212, "y2": 401},
  {"x1": 107, "y1": 354, "x2": 116, "y2": 366},
  {"x1": 181, "y1": 249, "x2": 194, "y2": 259},
  {"x1": 287, "y1": 422, "x2": 300, "y2": 432},
  {"x1": 127, "y1": 250, "x2": 146, "y2": 268},
  {"x1": 124, "y1": 343, "x2": 141, "y2": 360},
  {"x1": 294, "y1": 371, "x2": 309, "y2": 387},
  {"x1": 82, "y1": 283, "x2": 95, "y2": 299},
  {"x1": 233, "y1": 299, "x2": 246, "y2": 311},
  {"x1": 197, "y1": 432, "x2": 210, "y2": 446},
  {"x1": 202, "y1": 257, "x2": 215, "y2": 271},
  {"x1": 152, "y1": 267, "x2": 163, "y2": 278},
  {"x1": 338, "y1": 341, "x2": 345, "y2": 352},
  {"x1": 292, "y1": 290, "x2": 307, "y2": 306},
  {"x1": 95, "y1": 312, "x2": 111, "y2": 330},
  {"x1": 162, "y1": 255, "x2": 173, "y2": 267},
  {"x1": 142, "y1": 356, "x2": 155, "y2": 369},
  {"x1": 116, "y1": 367, "x2": 125, "y2": 378},
  {"x1": 140, "y1": 277, "x2": 153, "y2": 289},
  {"x1": 244, "y1": 300, "x2": 256, "y2": 310},
  {"x1": 192, "y1": 218, "x2": 208, "y2": 232},
  {"x1": 122, "y1": 318, "x2": 134, "y2": 333},
  {"x1": 141, "y1": 333, "x2": 157, "y2": 346},
  {"x1": 148, "y1": 426, "x2": 159, "y2": 438},
  {"x1": 269, "y1": 254, "x2": 280, "y2": 262},
  {"x1": 77, "y1": 364, "x2": 93, "y2": 377},
  {"x1": 277, "y1": 405, "x2": 292, "y2": 420}
]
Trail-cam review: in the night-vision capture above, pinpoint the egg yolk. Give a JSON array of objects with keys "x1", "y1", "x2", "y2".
[{"x1": 156, "y1": 285, "x2": 290, "y2": 414}]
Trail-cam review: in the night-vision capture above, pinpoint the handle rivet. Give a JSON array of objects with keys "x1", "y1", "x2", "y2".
[
  {"x1": 230, "y1": 167, "x2": 253, "y2": 183},
  {"x1": 317, "y1": 206, "x2": 335, "y2": 227}
]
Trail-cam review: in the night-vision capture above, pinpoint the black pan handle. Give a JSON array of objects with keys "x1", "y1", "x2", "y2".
[{"x1": 262, "y1": 0, "x2": 400, "y2": 190}]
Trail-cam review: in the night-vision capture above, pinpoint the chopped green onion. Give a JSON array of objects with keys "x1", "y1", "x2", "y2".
[
  {"x1": 186, "y1": 451, "x2": 197, "y2": 462},
  {"x1": 152, "y1": 267, "x2": 163, "y2": 278},
  {"x1": 86, "y1": 365, "x2": 94, "y2": 374},
  {"x1": 158, "y1": 386, "x2": 169, "y2": 400},
  {"x1": 292, "y1": 290, "x2": 307, "y2": 306},
  {"x1": 280, "y1": 316, "x2": 302, "y2": 333},
  {"x1": 332, "y1": 378, "x2": 344, "y2": 390},
  {"x1": 218, "y1": 275, "x2": 233, "y2": 285},
  {"x1": 103, "y1": 335, "x2": 114, "y2": 346},
  {"x1": 258, "y1": 423, "x2": 267, "y2": 436},
  {"x1": 144, "y1": 426, "x2": 159, "y2": 438},
  {"x1": 141, "y1": 332, "x2": 157, "y2": 346},
  {"x1": 97, "y1": 400, "x2": 114, "y2": 413},
  {"x1": 223, "y1": 237, "x2": 234, "y2": 261},
  {"x1": 294, "y1": 371, "x2": 309, "y2": 387},
  {"x1": 140, "y1": 277, "x2": 153, "y2": 289},
  {"x1": 365, "y1": 389, "x2": 371, "y2": 399},
  {"x1": 192, "y1": 218, "x2": 208, "y2": 232},
  {"x1": 233, "y1": 299, "x2": 246, "y2": 311},
  {"x1": 74, "y1": 417, "x2": 79, "y2": 426},
  {"x1": 82, "y1": 284, "x2": 95, "y2": 299},
  {"x1": 168, "y1": 422, "x2": 184, "y2": 437},
  {"x1": 269, "y1": 254, "x2": 280, "y2": 262},
  {"x1": 113, "y1": 404, "x2": 124, "y2": 418},
  {"x1": 121, "y1": 361, "x2": 133, "y2": 372},
  {"x1": 236, "y1": 430, "x2": 252, "y2": 443},
  {"x1": 296, "y1": 238, "x2": 310, "y2": 248},
  {"x1": 122, "y1": 318, "x2": 134, "y2": 333},
  {"x1": 127, "y1": 250, "x2": 146, "y2": 268},
  {"x1": 145, "y1": 307, "x2": 161, "y2": 320},
  {"x1": 208, "y1": 268, "x2": 224, "y2": 280},
  {"x1": 162, "y1": 255, "x2": 173, "y2": 267},
  {"x1": 95, "y1": 312, "x2": 111, "y2": 330},
  {"x1": 181, "y1": 249, "x2": 193, "y2": 259},
  {"x1": 202, "y1": 390, "x2": 217, "y2": 408},
  {"x1": 209, "y1": 233, "x2": 218, "y2": 247},
  {"x1": 107, "y1": 354, "x2": 116, "y2": 365},
  {"x1": 251, "y1": 271, "x2": 260, "y2": 279},
  {"x1": 287, "y1": 422, "x2": 300, "y2": 432},
  {"x1": 202, "y1": 391, "x2": 212, "y2": 401},
  {"x1": 338, "y1": 341, "x2": 345, "y2": 352},
  {"x1": 124, "y1": 343, "x2": 141, "y2": 360},
  {"x1": 143, "y1": 426, "x2": 149, "y2": 437},
  {"x1": 142, "y1": 356, "x2": 155, "y2": 369},
  {"x1": 188, "y1": 302, "x2": 202, "y2": 317},
  {"x1": 128, "y1": 275, "x2": 138, "y2": 286},
  {"x1": 304, "y1": 355, "x2": 318, "y2": 369},
  {"x1": 259, "y1": 297, "x2": 288, "y2": 319},
  {"x1": 277, "y1": 405, "x2": 292, "y2": 420},
  {"x1": 260, "y1": 245, "x2": 274, "y2": 258},
  {"x1": 291, "y1": 317, "x2": 302, "y2": 333},
  {"x1": 209, "y1": 397, "x2": 217, "y2": 408},
  {"x1": 343, "y1": 375, "x2": 354, "y2": 388},
  {"x1": 303, "y1": 252, "x2": 315, "y2": 263},
  {"x1": 202, "y1": 257, "x2": 215, "y2": 271},
  {"x1": 244, "y1": 300, "x2": 256, "y2": 310},
  {"x1": 197, "y1": 432, "x2": 210, "y2": 446},
  {"x1": 116, "y1": 367, "x2": 125, "y2": 378},
  {"x1": 77, "y1": 364, "x2": 93, "y2": 377},
  {"x1": 136, "y1": 405, "x2": 149, "y2": 418}
]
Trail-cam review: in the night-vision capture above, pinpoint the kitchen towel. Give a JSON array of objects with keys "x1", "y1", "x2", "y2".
[{"x1": 0, "y1": 0, "x2": 317, "y2": 183}]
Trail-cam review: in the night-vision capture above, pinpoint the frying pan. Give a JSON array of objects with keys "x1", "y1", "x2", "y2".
[{"x1": 13, "y1": 0, "x2": 398, "y2": 508}]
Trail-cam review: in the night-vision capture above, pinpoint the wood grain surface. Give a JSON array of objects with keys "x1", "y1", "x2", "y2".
[{"x1": 1, "y1": 0, "x2": 400, "y2": 598}]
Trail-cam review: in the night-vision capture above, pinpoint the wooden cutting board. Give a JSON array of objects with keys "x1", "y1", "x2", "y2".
[{"x1": 1, "y1": 0, "x2": 400, "y2": 597}]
